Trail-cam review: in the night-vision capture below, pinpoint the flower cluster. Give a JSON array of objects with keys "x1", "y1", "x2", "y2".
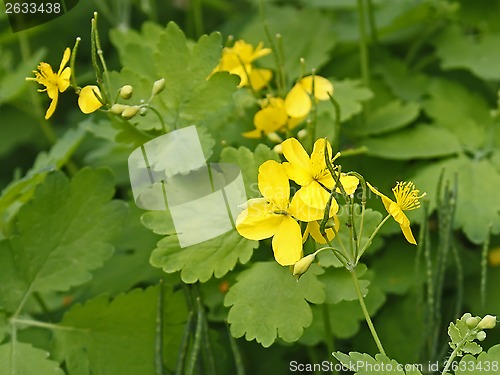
[
  {"x1": 26, "y1": 47, "x2": 103, "y2": 119},
  {"x1": 236, "y1": 137, "x2": 426, "y2": 271},
  {"x1": 236, "y1": 137, "x2": 358, "y2": 266}
]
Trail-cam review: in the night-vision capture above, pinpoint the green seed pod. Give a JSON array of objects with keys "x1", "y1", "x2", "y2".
[
  {"x1": 151, "y1": 78, "x2": 166, "y2": 96},
  {"x1": 119, "y1": 85, "x2": 133, "y2": 99},
  {"x1": 478, "y1": 315, "x2": 497, "y2": 330},
  {"x1": 121, "y1": 105, "x2": 141, "y2": 119},
  {"x1": 466, "y1": 316, "x2": 480, "y2": 328},
  {"x1": 108, "y1": 103, "x2": 128, "y2": 115},
  {"x1": 476, "y1": 331, "x2": 487, "y2": 341}
]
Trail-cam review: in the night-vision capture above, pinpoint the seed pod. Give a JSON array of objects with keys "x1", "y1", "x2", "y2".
[
  {"x1": 293, "y1": 253, "x2": 316, "y2": 278},
  {"x1": 119, "y1": 85, "x2": 133, "y2": 99},
  {"x1": 151, "y1": 78, "x2": 166, "y2": 96},
  {"x1": 121, "y1": 105, "x2": 141, "y2": 119}
]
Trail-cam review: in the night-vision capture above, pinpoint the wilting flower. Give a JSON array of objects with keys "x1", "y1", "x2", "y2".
[
  {"x1": 212, "y1": 40, "x2": 272, "y2": 91},
  {"x1": 243, "y1": 97, "x2": 305, "y2": 139},
  {"x1": 236, "y1": 160, "x2": 319, "y2": 266},
  {"x1": 367, "y1": 181, "x2": 426, "y2": 245},
  {"x1": 27, "y1": 48, "x2": 72, "y2": 119},
  {"x1": 285, "y1": 75, "x2": 333, "y2": 118},
  {"x1": 78, "y1": 85, "x2": 103, "y2": 114},
  {"x1": 282, "y1": 138, "x2": 358, "y2": 217}
]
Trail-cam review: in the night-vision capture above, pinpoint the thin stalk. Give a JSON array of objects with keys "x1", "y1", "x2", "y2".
[
  {"x1": 357, "y1": 214, "x2": 391, "y2": 260},
  {"x1": 175, "y1": 311, "x2": 194, "y2": 375},
  {"x1": 259, "y1": 0, "x2": 285, "y2": 95},
  {"x1": 480, "y1": 226, "x2": 492, "y2": 312},
  {"x1": 366, "y1": 0, "x2": 378, "y2": 44},
  {"x1": 422, "y1": 201, "x2": 435, "y2": 359},
  {"x1": 321, "y1": 304, "x2": 337, "y2": 374},
  {"x1": 351, "y1": 267, "x2": 385, "y2": 355},
  {"x1": 356, "y1": 0, "x2": 370, "y2": 88},
  {"x1": 327, "y1": 93, "x2": 341, "y2": 152},
  {"x1": 227, "y1": 323, "x2": 245, "y2": 375},
  {"x1": 185, "y1": 302, "x2": 204, "y2": 375},
  {"x1": 451, "y1": 242, "x2": 463, "y2": 323},
  {"x1": 308, "y1": 69, "x2": 318, "y2": 151},
  {"x1": 155, "y1": 279, "x2": 165, "y2": 375},
  {"x1": 70, "y1": 37, "x2": 81, "y2": 90},
  {"x1": 148, "y1": 106, "x2": 168, "y2": 134},
  {"x1": 191, "y1": 0, "x2": 204, "y2": 38},
  {"x1": 194, "y1": 285, "x2": 216, "y2": 375},
  {"x1": 10, "y1": 318, "x2": 88, "y2": 332},
  {"x1": 92, "y1": 13, "x2": 111, "y2": 104}
]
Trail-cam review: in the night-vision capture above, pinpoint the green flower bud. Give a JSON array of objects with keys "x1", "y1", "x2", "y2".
[
  {"x1": 266, "y1": 132, "x2": 282, "y2": 143},
  {"x1": 119, "y1": 85, "x2": 133, "y2": 99},
  {"x1": 476, "y1": 331, "x2": 487, "y2": 341},
  {"x1": 293, "y1": 253, "x2": 316, "y2": 278},
  {"x1": 121, "y1": 105, "x2": 141, "y2": 119},
  {"x1": 139, "y1": 107, "x2": 148, "y2": 116},
  {"x1": 466, "y1": 316, "x2": 480, "y2": 328},
  {"x1": 151, "y1": 78, "x2": 166, "y2": 96},
  {"x1": 462, "y1": 313, "x2": 472, "y2": 321},
  {"x1": 108, "y1": 103, "x2": 128, "y2": 115},
  {"x1": 478, "y1": 315, "x2": 497, "y2": 330}
]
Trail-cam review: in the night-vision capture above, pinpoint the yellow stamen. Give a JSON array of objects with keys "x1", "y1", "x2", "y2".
[{"x1": 392, "y1": 181, "x2": 426, "y2": 211}]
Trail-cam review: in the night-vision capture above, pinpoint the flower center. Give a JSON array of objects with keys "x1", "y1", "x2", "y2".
[{"x1": 393, "y1": 181, "x2": 426, "y2": 211}]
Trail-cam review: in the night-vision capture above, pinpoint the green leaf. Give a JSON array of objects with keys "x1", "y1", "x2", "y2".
[
  {"x1": 52, "y1": 284, "x2": 188, "y2": 375},
  {"x1": 363, "y1": 124, "x2": 462, "y2": 159},
  {"x1": 219, "y1": 144, "x2": 280, "y2": 198},
  {"x1": 351, "y1": 100, "x2": 420, "y2": 136},
  {"x1": 150, "y1": 229, "x2": 257, "y2": 283},
  {"x1": 0, "y1": 106, "x2": 39, "y2": 158},
  {"x1": 318, "y1": 79, "x2": 373, "y2": 123},
  {"x1": 0, "y1": 342, "x2": 64, "y2": 375},
  {"x1": 456, "y1": 344, "x2": 500, "y2": 375},
  {"x1": 240, "y1": 5, "x2": 336, "y2": 80},
  {"x1": 463, "y1": 341, "x2": 483, "y2": 355},
  {"x1": 0, "y1": 168, "x2": 127, "y2": 313},
  {"x1": 423, "y1": 78, "x2": 492, "y2": 151},
  {"x1": 0, "y1": 126, "x2": 87, "y2": 235},
  {"x1": 320, "y1": 264, "x2": 369, "y2": 304},
  {"x1": 225, "y1": 262, "x2": 325, "y2": 347},
  {"x1": 334, "y1": 351, "x2": 422, "y2": 374},
  {"x1": 412, "y1": 156, "x2": 500, "y2": 243},
  {"x1": 434, "y1": 25, "x2": 500, "y2": 80}
]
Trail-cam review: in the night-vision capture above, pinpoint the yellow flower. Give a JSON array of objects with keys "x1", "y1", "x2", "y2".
[
  {"x1": 243, "y1": 97, "x2": 305, "y2": 139},
  {"x1": 213, "y1": 40, "x2": 272, "y2": 91},
  {"x1": 236, "y1": 160, "x2": 316, "y2": 266},
  {"x1": 284, "y1": 75, "x2": 333, "y2": 118},
  {"x1": 78, "y1": 85, "x2": 103, "y2": 114},
  {"x1": 27, "y1": 48, "x2": 72, "y2": 119},
  {"x1": 303, "y1": 215, "x2": 340, "y2": 245},
  {"x1": 282, "y1": 138, "x2": 358, "y2": 217},
  {"x1": 367, "y1": 181, "x2": 426, "y2": 245}
]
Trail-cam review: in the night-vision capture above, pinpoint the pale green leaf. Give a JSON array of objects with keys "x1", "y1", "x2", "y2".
[
  {"x1": 0, "y1": 168, "x2": 127, "y2": 313},
  {"x1": 240, "y1": 5, "x2": 336, "y2": 80},
  {"x1": 0, "y1": 342, "x2": 64, "y2": 375},
  {"x1": 219, "y1": 144, "x2": 280, "y2": 198},
  {"x1": 364, "y1": 124, "x2": 462, "y2": 159},
  {"x1": 52, "y1": 284, "x2": 188, "y2": 375},
  {"x1": 334, "y1": 351, "x2": 422, "y2": 374},
  {"x1": 150, "y1": 229, "x2": 257, "y2": 283},
  {"x1": 225, "y1": 262, "x2": 325, "y2": 347},
  {"x1": 456, "y1": 344, "x2": 500, "y2": 375},
  {"x1": 434, "y1": 25, "x2": 500, "y2": 80},
  {"x1": 351, "y1": 100, "x2": 420, "y2": 136},
  {"x1": 320, "y1": 264, "x2": 369, "y2": 304},
  {"x1": 463, "y1": 341, "x2": 483, "y2": 355}
]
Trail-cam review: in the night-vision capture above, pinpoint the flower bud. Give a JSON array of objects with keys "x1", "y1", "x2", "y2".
[
  {"x1": 466, "y1": 316, "x2": 480, "y2": 328},
  {"x1": 121, "y1": 105, "x2": 141, "y2": 119},
  {"x1": 151, "y1": 78, "x2": 166, "y2": 96},
  {"x1": 139, "y1": 107, "x2": 148, "y2": 116},
  {"x1": 273, "y1": 144, "x2": 283, "y2": 154},
  {"x1": 476, "y1": 331, "x2": 487, "y2": 341},
  {"x1": 108, "y1": 103, "x2": 128, "y2": 115},
  {"x1": 266, "y1": 132, "x2": 283, "y2": 143},
  {"x1": 478, "y1": 315, "x2": 497, "y2": 330},
  {"x1": 297, "y1": 129, "x2": 308, "y2": 140},
  {"x1": 119, "y1": 85, "x2": 133, "y2": 99},
  {"x1": 293, "y1": 254, "x2": 316, "y2": 278}
]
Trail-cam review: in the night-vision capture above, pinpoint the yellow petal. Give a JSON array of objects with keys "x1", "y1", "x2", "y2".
[
  {"x1": 272, "y1": 215, "x2": 303, "y2": 266},
  {"x1": 306, "y1": 216, "x2": 339, "y2": 244},
  {"x1": 45, "y1": 95, "x2": 58, "y2": 119},
  {"x1": 58, "y1": 67, "x2": 71, "y2": 92},
  {"x1": 295, "y1": 181, "x2": 330, "y2": 211},
  {"x1": 284, "y1": 83, "x2": 311, "y2": 118},
  {"x1": 289, "y1": 188, "x2": 326, "y2": 222},
  {"x1": 367, "y1": 182, "x2": 394, "y2": 214},
  {"x1": 251, "y1": 42, "x2": 272, "y2": 60},
  {"x1": 236, "y1": 202, "x2": 283, "y2": 240},
  {"x1": 58, "y1": 48, "x2": 71, "y2": 74},
  {"x1": 78, "y1": 85, "x2": 103, "y2": 114},
  {"x1": 339, "y1": 175, "x2": 359, "y2": 195},
  {"x1": 249, "y1": 68, "x2": 272, "y2": 91},
  {"x1": 400, "y1": 224, "x2": 416, "y2": 245},
  {"x1": 310, "y1": 138, "x2": 332, "y2": 176},
  {"x1": 242, "y1": 129, "x2": 262, "y2": 139},
  {"x1": 300, "y1": 75, "x2": 333, "y2": 101},
  {"x1": 258, "y1": 160, "x2": 289, "y2": 206},
  {"x1": 282, "y1": 138, "x2": 313, "y2": 186},
  {"x1": 253, "y1": 102, "x2": 287, "y2": 134}
]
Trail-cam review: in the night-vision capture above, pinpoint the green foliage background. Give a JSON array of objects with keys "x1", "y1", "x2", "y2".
[{"x1": 1, "y1": 0, "x2": 500, "y2": 374}]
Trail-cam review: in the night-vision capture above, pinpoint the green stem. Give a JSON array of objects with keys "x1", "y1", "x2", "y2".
[
  {"x1": 155, "y1": 279, "x2": 165, "y2": 375},
  {"x1": 356, "y1": 0, "x2": 370, "y2": 88},
  {"x1": 327, "y1": 93, "x2": 341, "y2": 152},
  {"x1": 227, "y1": 323, "x2": 245, "y2": 375},
  {"x1": 350, "y1": 267, "x2": 386, "y2": 355},
  {"x1": 191, "y1": 0, "x2": 204, "y2": 38},
  {"x1": 92, "y1": 13, "x2": 111, "y2": 104},
  {"x1": 70, "y1": 37, "x2": 81, "y2": 90},
  {"x1": 10, "y1": 318, "x2": 87, "y2": 332},
  {"x1": 366, "y1": 0, "x2": 378, "y2": 44},
  {"x1": 480, "y1": 225, "x2": 492, "y2": 312},
  {"x1": 357, "y1": 214, "x2": 391, "y2": 261},
  {"x1": 321, "y1": 304, "x2": 337, "y2": 375}
]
